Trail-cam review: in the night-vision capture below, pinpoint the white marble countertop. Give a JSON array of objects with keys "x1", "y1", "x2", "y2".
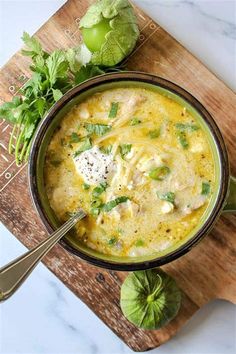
[{"x1": 0, "y1": 1, "x2": 235, "y2": 353}]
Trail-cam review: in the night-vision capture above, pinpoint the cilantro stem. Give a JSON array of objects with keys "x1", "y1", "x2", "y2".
[
  {"x1": 19, "y1": 140, "x2": 29, "y2": 163},
  {"x1": 24, "y1": 140, "x2": 32, "y2": 161},
  {"x1": 8, "y1": 125, "x2": 17, "y2": 154},
  {"x1": 15, "y1": 126, "x2": 25, "y2": 165}
]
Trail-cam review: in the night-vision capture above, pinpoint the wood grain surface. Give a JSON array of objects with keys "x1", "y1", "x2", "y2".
[{"x1": 0, "y1": 0, "x2": 235, "y2": 351}]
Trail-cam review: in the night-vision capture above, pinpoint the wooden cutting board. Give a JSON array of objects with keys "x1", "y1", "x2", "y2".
[{"x1": 0, "y1": 0, "x2": 235, "y2": 351}]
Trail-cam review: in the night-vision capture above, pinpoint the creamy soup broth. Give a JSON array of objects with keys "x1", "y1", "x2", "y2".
[{"x1": 44, "y1": 87, "x2": 216, "y2": 257}]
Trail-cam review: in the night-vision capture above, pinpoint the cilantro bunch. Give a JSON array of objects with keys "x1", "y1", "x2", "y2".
[{"x1": 0, "y1": 32, "x2": 117, "y2": 165}]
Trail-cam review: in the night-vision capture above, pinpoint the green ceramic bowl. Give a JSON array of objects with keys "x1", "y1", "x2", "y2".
[{"x1": 28, "y1": 72, "x2": 236, "y2": 271}]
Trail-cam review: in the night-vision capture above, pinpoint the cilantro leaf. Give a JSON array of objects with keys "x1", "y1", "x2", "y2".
[
  {"x1": 177, "y1": 131, "x2": 189, "y2": 149},
  {"x1": 148, "y1": 129, "x2": 160, "y2": 139},
  {"x1": 46, "y1": 50, "x2": 69, "y2": 85},
  {"x1": 119, "y1": 144, "x2": 132, "y2": 159},
  {"x1": 70, "y1": 132, "x2": 81, "y2": 143},
  {"x1": 100, "y1": 145, "x2": 112, "y2": 154},
  {"x1": 21, "y1": 32, "x2": 44, "y2": 58},
  {"x1": 201, "y1": 182, "x2": 210, "y2": 195},
  {"x1": 82, "y1": 183, "x2": 90, "y2": 190},
  {"x1": 73, "y1": 137, "x2": 92, "y2": 157},
  {"x1": 52, "y1": 88, "x2": 63, "y2": 102},
  {"x1": 74, "y1": 64, "x2": 105, "y2": 84},
  {"x1": 108, "y1": 237, "x2": 118, "y2": 246},
  {"x1": 85, "y1": 123, "x2": 111, "y2": 136},
  {"x1": 175, "y1": 123, "x2": 199, "y2": 132},
  {"x1": 108, "y1": 102, "x2": 119, "y2": 118},
  {"x1": 158, "y1": 192, "x2": 175, "y2": 204},
  {"x1": 0, "y1": 96, "x2": 24, "y2": 123},
  {"x1": 130, "y1": 118, "x2": 141, "y2": 126}
]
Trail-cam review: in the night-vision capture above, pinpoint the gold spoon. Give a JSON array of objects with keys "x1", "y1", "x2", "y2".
[{"x1": 0, "y1": 209, "x2": 86, "y2": 302}]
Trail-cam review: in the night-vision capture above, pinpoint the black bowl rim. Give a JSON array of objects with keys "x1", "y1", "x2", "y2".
[{"x1": 28, "y1": 71, "x2": 230, "y2": 271}]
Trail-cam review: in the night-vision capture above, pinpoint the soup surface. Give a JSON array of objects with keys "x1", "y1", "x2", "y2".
[{"x1": 44, "y1": 87, "x2": 216, "y2": 257}]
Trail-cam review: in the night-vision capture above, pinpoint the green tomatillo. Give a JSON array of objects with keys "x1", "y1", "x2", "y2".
[
  {"x1": 80, "y1": 0, "x2": 139, "y2": 66},
  {"x1": 120, "y1": 269, "x2": 181, "y2": 330}
]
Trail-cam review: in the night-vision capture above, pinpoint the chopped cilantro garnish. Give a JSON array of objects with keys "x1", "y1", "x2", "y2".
[
  {"x1": 201, "y1": 182, "x2": 210, "y2": 195},
  {"x1": 85, "y1": 123, "x2": 111, "y2": 136},
  {"x1": 177, "y1": 131, "x2": 189, "y2": 149},
  {"x1": 175, "y1": 123, "x2": 199, "y2": 132},
  {"x1": 130, "y1": 117, "x2": 141, "y2": 126},
  {"x1": 69, "y1": 132, "x2": 81, "y2": 143},
  {"x1": 108, "y1": 237, "x2": 117, "y2": 246},
  {"x1": 135, "y1": 239, "x2": 144, "y2": 247},
  {"x1": 148, "y1": 128, "x2": 160, "y2": 139},
  {"x1": 175, "y1": 122, "x2": 199, "y2": 149},
  {"x1": 108, "y1": 102, "x2": 119, "y2": 118},
  {"x1": 100, "y1": 145, "x2": 112, "y2": 154},
  {"x1": 158, "y1": 191, "x2": 175, "y2": 204},
  {"x1": 119, "y1": 144, "x2": 132, "y2": 159},
  {"x1": 82, "y1": 183, "x2": 90, "y2": 190},
  {"x1": 73, "y1": 137, "x2": 92, "y2": 157}
]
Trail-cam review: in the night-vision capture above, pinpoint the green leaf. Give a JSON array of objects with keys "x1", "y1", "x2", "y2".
[
  {"x1": 108, "y1": 237, "x2": 117, "y2": 246},
  {"x1": 149, "y1": 166, "x2": 170, "y2": 181},
  {"x1": 52, "y1": 88, "x2": 63, "y2": 102},
  {"x1": 85, "y1": 123, "x2": 111, "y2": 136},
  {"x1": 177, "y1": 131, "x2": 189, "y2": 149},
  {"x1": 24, "y1": 123, "x2": 36, "y2": 140},
  {"x1": 120, "y1": 269, "x2": 181, "y2": 330},
  {"x1": 135, "y1": 239, "x2": 144, "y2": 247},
  {"x1": 102, "y1": 196, "x2": 129, "y2": 212},
  {"x1": 100, "y1": 145, "x2": 112, "y2": 154},
  {"x1": 201, "y1": 182, "x2": 210, "y2": 195},
  {"x1": 0, "y1": 96, "x2": 24, "y2": 123},
  {"x1": 30, "y1": 56, "x2": 47, "y2": 75},
  {"x1": 92, "y1": 182, "x2": 108, "y2": 198},
  {"x1": 46, "y1": 50, "x2": 69, "y2": 85},
  {"x1": 119, "y1": 144, "x2": 132, "y2": 159},
  {"x1": 34, "y1": 98, "x2": 46, "y2": 117},
  {"x1": 22, "y1": 72, "x2": 43, "y2": 98},
  {"x1": 158, "y1": 192, "x2": 175, "y2": 204},
  {"x1": 175, "y1": 123, "x2": 199, "y2": 132},
  {"x1": 148, "y1": 128, "x2": 160, "y2": 139},
  {"x1": 73, "y1": 137, "x2": 92, "y2": 157},
  {"x1": 108, "y1": 102, "x2": 119, "y2": 118},
  {"x1": 69, "y1": 132, "x2": 81, "y2": 143},
  {"x1": 130, "y1": 117, "x2": 141, "y2": 126},
  {"x1": 74, "y1": 64, "x2": 105, "y2": 84},
  {"x1": 82, "y1": 183, "x2": 90, "y2": 190},
  {"x1": 21, "y1": 32, "x2": 44, "y2": 57}
]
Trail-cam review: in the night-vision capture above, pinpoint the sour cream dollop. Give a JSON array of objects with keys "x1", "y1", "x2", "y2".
[{"x1": 73, "y1": 146, "x2": 114, "y2": 185}]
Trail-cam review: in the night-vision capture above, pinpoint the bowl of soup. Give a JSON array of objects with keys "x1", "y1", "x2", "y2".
[{"x1": 28, "y1": 72, "x2": 235, "y2": 270}]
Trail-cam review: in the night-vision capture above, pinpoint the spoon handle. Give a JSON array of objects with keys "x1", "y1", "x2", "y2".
[{"x1": 0, "y1": 209, "x2": 86, "y2": 302}]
